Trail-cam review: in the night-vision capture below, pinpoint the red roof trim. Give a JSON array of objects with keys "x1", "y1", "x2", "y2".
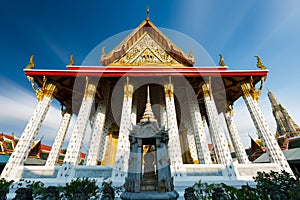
[{"x1": 25, "y1": 67, "x2": 268, "y2": 77}]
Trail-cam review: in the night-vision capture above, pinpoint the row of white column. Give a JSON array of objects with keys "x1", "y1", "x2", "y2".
[{"x1": 0, "y1": 78, "x2": 294, "y2": 181}]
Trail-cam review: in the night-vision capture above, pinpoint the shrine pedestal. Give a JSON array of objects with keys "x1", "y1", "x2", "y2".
[{"x1": 120, "y1": 191, "x2": 179, "y2": 200}]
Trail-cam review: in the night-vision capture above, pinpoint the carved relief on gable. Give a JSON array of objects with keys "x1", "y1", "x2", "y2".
[{"x1": 112, "y1": 33, "x2": 180, "y2": 66}]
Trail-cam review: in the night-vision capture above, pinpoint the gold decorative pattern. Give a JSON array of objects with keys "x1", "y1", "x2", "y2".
[
  {"x1": 164, "y1": 77, "x2": 174, "y2": 99},
  {"x1": 124, "y1": 77, "x2": 134, "y2": 99},
  {"x1": 112, "y1": 33, "x2": 181, "y2": 66},
  {"x1": 84, "y1": 77, "x2": 96, "y2": 100},
  {"x1": 27, "y1": 75, "x2": 57, "y2": 101},
  {"x1": 101, "y1": 18, "x2": 194, "y2": 66},
  {"x1": 241, "y1": 81, "x2": 259, "y2": 102},
  {"x1": 226, "y1": 104, "x2": 234, "y2": 116},
  {"x1": 201, "y1": 83, "x2": 211, "y2": 98},
  {"x1": 43, "y1": 83, "x2": 57, "y2": 99}
]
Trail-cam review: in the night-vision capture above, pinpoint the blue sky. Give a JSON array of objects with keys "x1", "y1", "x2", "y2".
[{"x1": 0, "y1": 0, "x2": 299, "y2": 149}]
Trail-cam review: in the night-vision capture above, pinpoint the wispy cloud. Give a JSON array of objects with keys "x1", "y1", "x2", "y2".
[{"x1": 0, "y1": 77, "x2": 61, "y2": 142}]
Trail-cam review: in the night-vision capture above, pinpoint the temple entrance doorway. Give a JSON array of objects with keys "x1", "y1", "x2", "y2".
[{"x1": 141, "y1": 143, "x2": 157, "y2": 191}]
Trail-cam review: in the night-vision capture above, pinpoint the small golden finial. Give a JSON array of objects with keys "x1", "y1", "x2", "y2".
[
  {"x1": 25, "y1": 54, "x2": 35, "y2": 69},
  {"x1": 219, "y1": 54, "x2": 226, "y2": 66},
  {"x1": 69, "y1": 54, "x2": 75, "y2": 65},
  {"x1": 189, "y1": 49, "x2": 194, "y2": 58},
  {"x1": 255, "y1": 56, "x2": 267, "y2": 70},
  {"x1": 101, "y1": 47, "x2": 106, "y2": 57},
  {"x1": 146, "y1": 6, "x2": 150, "y2": 20}
]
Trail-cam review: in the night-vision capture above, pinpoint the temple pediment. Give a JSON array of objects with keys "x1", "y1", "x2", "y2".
[
  {"x1": 110, "y1": 33, "x2": 181, "y2": 66},
  {"x1": 101, "y1": 18, "x2": 194, "y2": 66}
]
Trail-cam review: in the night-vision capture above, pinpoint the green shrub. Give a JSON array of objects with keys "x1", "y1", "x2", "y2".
[
  {"x1": 60, "y1": 177, "x2": 99, "y2": 200},
  {"x1": 0, "y1": 178, "x2": 13, "y2": 200},
  {"x1": 192, "y1": 170, "x2": 299, "y2": 200},
  {"x1": 254, "y1": 170, "x2": 297, "y2": 199}
]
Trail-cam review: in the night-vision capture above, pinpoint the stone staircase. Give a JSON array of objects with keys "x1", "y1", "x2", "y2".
[{"x1": 140, "y1": 172, "x2": 157, "y2": 191}]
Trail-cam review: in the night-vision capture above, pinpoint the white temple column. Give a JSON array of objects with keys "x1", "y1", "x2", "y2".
[
  {"x1": 113, "y1": 78, "x2": 134, "y2": 180},
  {"x1": 187, "y1": 93, "x2": 212, "y2": 164},
  {"x1": 99, "y1": 115, "x2": 114, "y2": 164},
  {"x1": 185, "y1": 118, "x2": 199, "y2": 163},
  {"x1": 241, "y1": 82, "x2": 294, "y2": 175},
  {"x1": 63, "y1": 79, "x2": 96, "y2": 165},
  {"x1": 159, "y1": 94, "x2": 168, "y2": 128},
  {"x1": 131, "y1": 101, "x2": 137, "y2": 126},
  {"x1": 45, "y1": 110, "x2": 72, "y2": 166},
  {"x1": 202, "y1": 83, "x2": 235, "y2": 178},
  {"x1": 224, "y1": 106, "x2": 250, "y2": 164},
  {"x1": 1, "y1": 83, "x2": 57, "y2": 180},
  {"x1": 164, "y1": 81, "x2": 183, "y2": 177},
  {"x1": 86, "y1": 85, "x2": 110, "y2": 166}
]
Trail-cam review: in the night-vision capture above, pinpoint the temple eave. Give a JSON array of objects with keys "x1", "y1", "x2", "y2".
[{"x1": 24, "y1": 68, "x2": 267, "y2": 117}]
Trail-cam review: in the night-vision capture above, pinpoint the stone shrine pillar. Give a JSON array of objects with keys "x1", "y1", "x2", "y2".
[
  {"x1": 45, "y1": 109, "x2": 72, "y2": 166},
  {"x1": 224, "y1": 106, "x2": 250, "y2": 164},
  {"x1": 202, "y1": 83, "x2": 235, "y2": 178},
  {"x1": 241, "y1": 82, "x2": 294, "y2": 175},
  {"x1": 164, "y1": 80, "x2": 184, "y2": 177},
  {"x1": 113, "y1": 78, "x2": 134, "y2": 180},
  {"x1": 1, "y1": 82, "x2": 57, "y2": 180},
  {"x1": 63, "y1": 78, "x2": 97, "y2": 165},
  {"x1": 86, "y1": 85, "x2": 110, "y2": 166}
]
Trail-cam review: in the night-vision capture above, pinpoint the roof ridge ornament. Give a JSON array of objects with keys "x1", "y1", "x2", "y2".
[
  {"x1": 146, "y1": 6, "x2": 150, "y2": 20},
  {"x1": 69, "y1": 54, "x2": 75, "y2": 66},
  {"x1": 25, "y1": 55, "x2": 35, "y2": 69},
  {"x1": 219, "y1": 54, "x2": 226, "y2": 67},
  {"x1": 255, "y1": 56, "x2": 267, "y2": 70}
]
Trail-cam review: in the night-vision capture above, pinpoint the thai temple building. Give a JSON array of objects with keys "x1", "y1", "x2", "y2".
[{"x1": 0, "y1": 13, "x2": 296, "y2": 197}]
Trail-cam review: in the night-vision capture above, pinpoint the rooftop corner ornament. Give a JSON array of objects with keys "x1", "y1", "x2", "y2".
[
  {"x1": 219, "y1": 54, "x2": 226, "y2": 66},
  {"x1": 255, "y1": 56, "x2": 267, "y2": 70},
  {"x1": 69, "y1": 54, "x2": 75, "y2": 66},
  {"x1": 25, "y1": 54, "x2": 35, "y2": 69}
]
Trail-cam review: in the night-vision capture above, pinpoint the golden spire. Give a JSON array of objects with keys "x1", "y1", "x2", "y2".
[
  {"x1": 140, "y1": 86, "x2": 157, "y2": 123},
  {"x1": 25, "y1": 55, "x2": 35, "y2": 69},
  {"x1": 146, "y1": 6, "x2": 150, "y2": 20}
]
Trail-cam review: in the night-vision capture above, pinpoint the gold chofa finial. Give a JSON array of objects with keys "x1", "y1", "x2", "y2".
[
  {"x1": 219, "y1": 54, "x2": 226, "y2": 66},
  {"x1": 146, "y1": 6, "x2": 150, "y2": 20},
  {"x1": 101, "y1": 47, "x2": 106, "y2": 58},
  {"x1": 25, "y1": 55, "x2": 35, "y2": 69},
  {"x1": 255, "y1": 56, "x2": 267, "y2": 70},
  {"x1": 69, "y1": 54, "x2": 75, "y2": 65}
]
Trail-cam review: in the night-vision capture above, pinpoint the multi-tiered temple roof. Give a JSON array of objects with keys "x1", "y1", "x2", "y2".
[{"x1": 24, "y1": 16, "x2": 268, "y2": 117}]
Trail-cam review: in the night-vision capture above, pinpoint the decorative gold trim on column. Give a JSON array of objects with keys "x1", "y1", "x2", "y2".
[
  {"x1": 164, "y1": 76, "x2": 174, "y2": 99},
  {"x1": 226, "y1": 103, "x2": 234, "y2": 117},
  {"x1": 27, "y1": 75, "x2": 57, "y2": 101},
  {"x1": 124, "y1": 77, "x2": 133, "y2": 99},
  {"x1": 43, "y1": 83, "x2": 57, "y2": 98},
  {"x1": 241, "y1": 80, "x2": 259, "y2": 102},
  {"x1": 84, "y1": 77, "x2": 96, "y2": 100},
  {"x1": 201, "y1": 82, "x2": 211, "y2": 99}
]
